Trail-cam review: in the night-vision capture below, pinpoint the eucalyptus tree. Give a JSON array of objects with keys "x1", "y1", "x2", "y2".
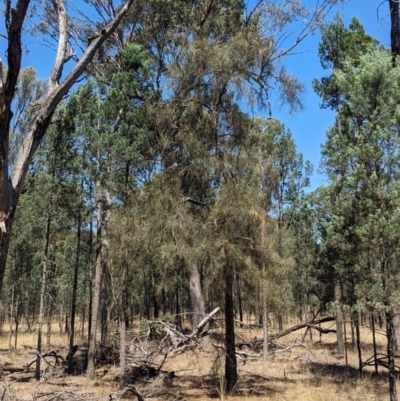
[
  {"x1": 0, "y1": 0, "x2": 134, "y2": 295},
  {"x1": 4, "y1": 101, "x2": 84, "y2": 378}
]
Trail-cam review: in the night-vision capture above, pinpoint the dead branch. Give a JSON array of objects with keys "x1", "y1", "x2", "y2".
[
  {"x1": 212, "y1": 343, "x2": 261, "y2": 359},
  {"x1": 270, "y1": 316, "x2": 336, "y2": 340},
  {"x1": 24, "y1": 350, "x2": 65, "y2": 369},
  {"x1": 363, "y1": 353, "x2": 400, "y2": 373},
  {"x1": 189, "y1": 307, "x2": 220, "y2": 338},
  {"x1": 273, "y1": 339, "x2": 316, "y2": 357}
]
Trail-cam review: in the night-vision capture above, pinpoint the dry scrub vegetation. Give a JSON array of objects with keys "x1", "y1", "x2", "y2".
[{"x1": 0, "y1": 317, "x2": 393, "y2": 400}]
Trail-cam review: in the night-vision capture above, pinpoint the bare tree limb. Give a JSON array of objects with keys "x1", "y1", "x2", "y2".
[
  {"x1": 49, "y1": 0, "x2": 69, "y2": 90},
  {"x1": 270, "y1": 316, "x2": 336, "y2": 340}
]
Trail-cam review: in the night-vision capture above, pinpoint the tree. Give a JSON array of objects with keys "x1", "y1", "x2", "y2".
[
  {"x1": 60, "y1": 43, "x2": 155, "y2": 379},
  {"x1": 321, "y1": 49, "x2": 400, "y2": 401},
  {"x1": 0, "y1": 0, "x2": 134, "y2": 295},
  {"x1": 313, "y1": 14, "x2": 378, "y2": 111},
  {"x1": 313, "y1": 14, "x2": 378, "y2": 357}
]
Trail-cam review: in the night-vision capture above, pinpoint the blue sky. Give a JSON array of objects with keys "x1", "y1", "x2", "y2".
[{"x1": 0, "y1": 0, "x2": 392, "y2": 190}]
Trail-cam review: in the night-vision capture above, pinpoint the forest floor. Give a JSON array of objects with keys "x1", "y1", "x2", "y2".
[{"x1": 0, "y1": 318, "x2": 393, "y2": 400}]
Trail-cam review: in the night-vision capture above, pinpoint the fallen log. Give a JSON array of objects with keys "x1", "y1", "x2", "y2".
[{"x1": 0, "y1": 365, "x2": 27, "y2": 373}]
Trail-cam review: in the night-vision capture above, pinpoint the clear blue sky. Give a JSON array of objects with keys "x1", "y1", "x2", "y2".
[{"x1": 0, "y1": 0, "x2": 392, "y2": 190}]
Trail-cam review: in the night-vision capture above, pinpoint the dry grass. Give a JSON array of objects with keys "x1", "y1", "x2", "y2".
[{"x1": 0, "y1": 318, "x2": 394, "y2": 400}]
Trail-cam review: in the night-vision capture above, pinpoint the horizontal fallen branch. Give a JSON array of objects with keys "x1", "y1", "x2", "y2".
[{"x1": 270, "y1": 317, "x2": 336, "y2": 340}]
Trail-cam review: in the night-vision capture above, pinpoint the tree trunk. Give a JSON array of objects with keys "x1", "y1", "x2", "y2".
[
  {"x1": 24, "y1": 288, "x2": 32, "y2": 333},
  {"x1": 334, "y1": 276, "x2": 344, "y2": 356},
  {"x1": 355, "y1": 311, "x2": 362, "y2": 375},
  {"x1": 69, "y1": 210, "x2": 81, "y2": 373},
  {"x1": 236, "y1": 276, "x2": 243, "y2": 327},
  {"x1": 8, "y1": 286, "x2": 14, "y2": 352},
  {"x1": 393, "y1": 307, "x2": 400, "y2": 351},
  {"x1": 100, "y1": 264, "x2": 111, "y2": 344},
  {"x1": 371, "y1": 313, "x2": 378, "y2": 375},
  {"x1": 46, "y1": 305, "x2": 52, "y2": 351},
  {"x1": 119, "y1": 259, "x2": 128, "y2": 390},
  {"x1": 88, "y1": 218, "x2": 94, "y2": 340},
  {"x1": 389, "y1": 0, "x2": 400, "y2": 57},
  {"x1": 87, "y1": 192, "x2": 104, "y2": 379},
  {"x1": 36, "y1": 210, "x2": 51, "y2": 380},
  {"x1": 174, "y1": 287, "x2": 182, "y2": 331},
  {"x1": 386, "y1": 308, "x2": 398, "y2": 401},
  {"x1": 189, "y1": 264, "x2": 205, "y2": 330},
  {"x1": 224, "y1": 260, "x2": 237, "y2": 394},
  {"x1": 152, "y1": 268, "x2": 159, "y2": 319},
  {"x1": 14, "y1": 296, "x2": 19, "y2": 350}
]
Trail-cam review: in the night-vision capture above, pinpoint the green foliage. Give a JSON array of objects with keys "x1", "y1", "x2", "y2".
[
  {"x1": 313, "y1": 15, "x2": 379, "y2": 110},
  {"x1": 139, "y1": 318, "x2": 150, "y2": 331},
  {"x1": 2, "y1": 1, "x2": 330, "y2": 350},
  {"x1": 320, "y1": 48, "x2": 400, "y2": 311}
]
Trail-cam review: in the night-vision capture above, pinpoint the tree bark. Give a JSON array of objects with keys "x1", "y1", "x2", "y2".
[
  {"x1": 35, "y1": 209, "x2": 51, "y2": 380},
  {"x1": 389, "y1": 0, "x2": 400, "y2": 57},
  {"x1": 8, "y1": 286, "x2": 14, "y2": 352},
  {"x1": 189, "y1": 264, "x2": 205, "y2": 330},
  {"x1": 119, "y1": 258, "x2": 128, "y2": 390},
  {"x1": 68, "y1": 209, "x2": 81, "y2": 373},
  {"x1": 371, "y1": 313, "x2": 378, "y2": 375},
  {"x1": 87, "y1": 190, "x2": 104, "y2": 379},
  {"x1": 14, "y1": 295, "x2": 19, "y2": 350},
  {"x1": 101, "y1": 263, "x2": 111, "y2": 344},
  {"x1": 262, "y1": 279, "x2": 268, "y2": 360},
  {"x1": 386, "y1": 308, "x2": 398, "y2": 401},
  {"x1": 88, "y1": 218, "x2": 94, "y2": 340},
  {"x1": 174, "y1": 287, "x2": 182, "y2": 331},
  {"x1": 355, "y1": 311, "x2": 362, "y2": 375},
  {"x1": 334, "y1": 276, "x2": 345, "y2": 356},
  {"x1": 224, "y1": 260, "x2": 237, "y2": 394},
  {"x1": 46, "y1": 305, "x2": 52, "y2": 351},
  {"x1": 393, "y1": 307, "x2": 400, "y2": 351}
]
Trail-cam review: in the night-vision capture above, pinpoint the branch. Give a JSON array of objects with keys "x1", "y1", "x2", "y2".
[
  {"x1": 49, "y1": 0, "x2": 68, "y2": 90},
  {"x1": 183, "y1": 196, "x2": 208, "y2": 207},
  {"x1": 269, "y1": 316, "x2": 336, "y2": 340},
  {"x1": 189, "y1": 307, "x2": 220, "y2": 338},
  {"x1": 1, "y1": 0, "x2": 30, "y2": 117},
  {"x1": 10, "y1": 0, "x2": 134, "y2": 198}
]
